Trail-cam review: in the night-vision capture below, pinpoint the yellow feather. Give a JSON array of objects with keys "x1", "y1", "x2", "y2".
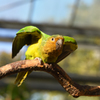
[
  {"x1": 25, "y1": 38, "x2": 42, "y2": 59},
  {"x1": 14, "y1": 39, "x2": 42, "y2": 86},
  {"x1": 15, "y1": 71, "x2": 29, "y2": 87}
]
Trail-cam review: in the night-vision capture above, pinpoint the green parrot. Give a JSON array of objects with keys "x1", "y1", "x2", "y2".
[{"x1": 12, "y1": 26, "x2": 77, "y2": 86}]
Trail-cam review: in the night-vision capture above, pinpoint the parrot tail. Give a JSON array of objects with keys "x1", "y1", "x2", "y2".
[{"x1": 14, "y1": 70, "x2": 32, "y2": 87}]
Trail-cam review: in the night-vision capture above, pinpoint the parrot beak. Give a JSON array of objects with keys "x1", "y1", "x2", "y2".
[{"x1": 56, "y1": 39, "x2": 63, "y2": 50}]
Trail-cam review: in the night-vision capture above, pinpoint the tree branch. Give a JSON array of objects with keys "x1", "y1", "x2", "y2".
[{"x1": 0, "y1": 59, "x2": 100, "y2": 98}]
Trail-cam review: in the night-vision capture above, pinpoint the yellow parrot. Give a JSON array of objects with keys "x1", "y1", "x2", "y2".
[{"x1": 12, "y1": 26, "x2": 77, "y2": 86}]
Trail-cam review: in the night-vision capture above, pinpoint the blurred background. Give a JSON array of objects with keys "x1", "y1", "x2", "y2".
[{"x1": 0, "y1": 0, "x2": 100, "y2": 100}]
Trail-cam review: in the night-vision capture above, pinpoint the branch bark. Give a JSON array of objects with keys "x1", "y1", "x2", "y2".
[{"x1": 0, "y1": 59, "x2": 100, "y2": 98}]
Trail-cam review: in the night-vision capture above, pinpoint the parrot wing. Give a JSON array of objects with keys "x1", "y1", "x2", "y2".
[
  {"x1": 56, "y1": 36, "x2": 78, "y2": 63},
  {"x1": 12, "y1": 26, "x2": 42, "y2": 58},
  {"x1": 12, "y1": 26, "x2": 50, "y2": 86}
]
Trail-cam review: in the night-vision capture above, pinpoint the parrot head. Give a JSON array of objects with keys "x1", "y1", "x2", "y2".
[{"x1": 41, "y1": 35, "x2": 64, "y2": 63}]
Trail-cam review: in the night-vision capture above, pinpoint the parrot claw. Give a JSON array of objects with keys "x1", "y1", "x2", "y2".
[{"x1": 34, "y1": 57, "x2": 43, "y2": 65}]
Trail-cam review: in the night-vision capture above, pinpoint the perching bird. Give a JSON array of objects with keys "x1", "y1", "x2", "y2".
[{"x1": 12, "y1": 26, "x2": 77, "y2": 86}]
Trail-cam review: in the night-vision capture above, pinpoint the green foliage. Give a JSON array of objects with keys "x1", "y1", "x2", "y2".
[
  {"x1": 0, "y1": 51, "x2": 21, "y2": 67},
  {"x1": 0, "y1": 84, "x2": 29, "y2": 100},
  {"x1": 59, "y1": 49, "x2": 100, "y2": 76}
]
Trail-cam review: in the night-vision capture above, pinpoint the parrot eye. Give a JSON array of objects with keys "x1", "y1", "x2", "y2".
[{"x1": 51, "y1": 37, "x2": 55, "y2": 41}]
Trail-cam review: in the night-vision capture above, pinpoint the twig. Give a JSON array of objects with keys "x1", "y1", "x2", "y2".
[{"x1": 0, "y1": 59, "x2": 100, "y2": 98}]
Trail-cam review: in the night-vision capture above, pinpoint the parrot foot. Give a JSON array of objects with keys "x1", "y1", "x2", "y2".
[{"x1": 34, "y1": 57, "x2": 43, "y2": 65}]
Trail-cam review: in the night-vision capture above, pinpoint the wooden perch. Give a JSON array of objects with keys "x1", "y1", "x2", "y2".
[{"x1": 0, "y1": 59, "x2": 100, "y2": 98}]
